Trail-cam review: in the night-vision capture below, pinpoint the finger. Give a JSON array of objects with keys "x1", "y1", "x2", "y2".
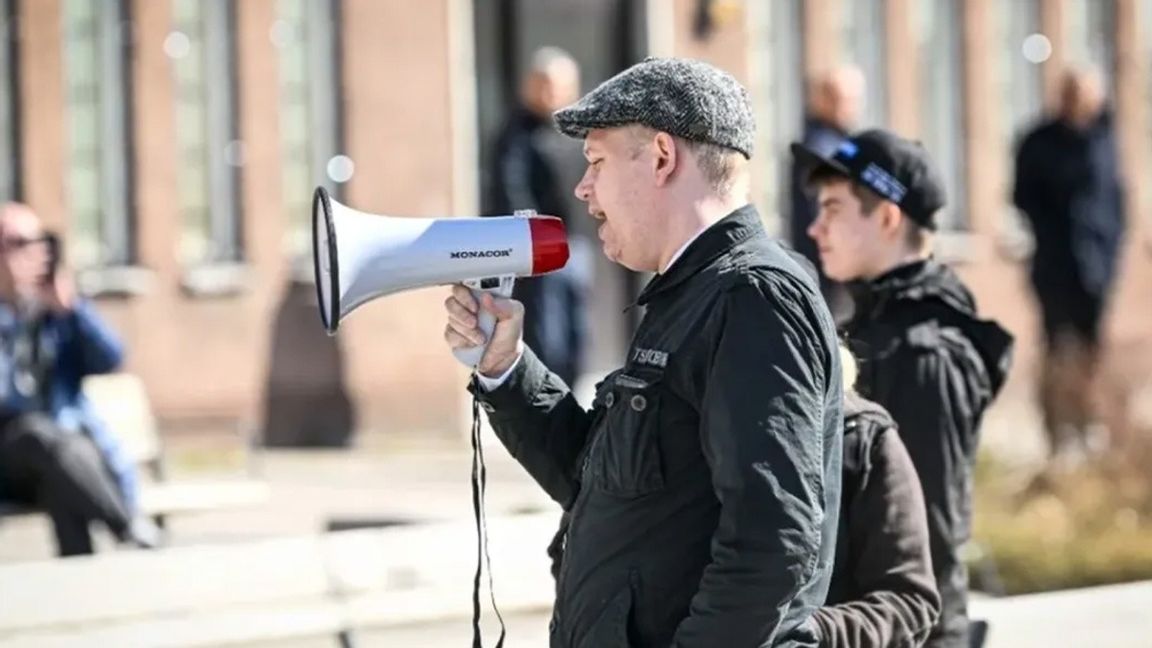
[
  {"x1": 445, "y1": 296, "x2": 479, "y2": 328},
  {"x1": 445, "y1": 320, "x2": 486, "y2": 347},
  {"x1": 451, "y1": 284, "x2": 478, "y2": 313},
  {"x1": 445, "y1": 324, "x2": 485, "y2": 349}
]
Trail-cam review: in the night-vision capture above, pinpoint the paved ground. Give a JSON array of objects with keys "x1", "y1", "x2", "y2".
[
  {"x1": 260, "y1": 587, "x2": 1152, "y2": 648},
  {"x1": 3, "y1": 377, "x2": 1151, "y2": 646}
]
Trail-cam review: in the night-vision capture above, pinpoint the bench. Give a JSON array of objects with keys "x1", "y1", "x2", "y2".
[
  {"x1": 0, "y1": 511, "x2": 558, "y2": 647},
  {"x1": 0, "y1": 373, "x2": 269, "y2": 539}
]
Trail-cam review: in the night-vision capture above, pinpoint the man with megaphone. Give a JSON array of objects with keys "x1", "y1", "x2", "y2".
[{"x1": 445, "y1": 57, "x2": 844, "y2": 647}]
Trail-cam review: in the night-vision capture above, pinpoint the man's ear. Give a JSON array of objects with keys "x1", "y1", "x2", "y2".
[
  {"x1": 652, "y1": 131, "x2": 678, "y2": 187},
  {"x1": 877, "y1": 201, "x2": 904, "y2": 240}
]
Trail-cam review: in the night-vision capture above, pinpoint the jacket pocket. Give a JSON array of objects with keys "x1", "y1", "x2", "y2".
[
  {"x1": 575, "y1": 577, "x2": 635, "y2": 648},
  {"x1": 588, "y1": 371, "x2": 665, "y2": 497}
]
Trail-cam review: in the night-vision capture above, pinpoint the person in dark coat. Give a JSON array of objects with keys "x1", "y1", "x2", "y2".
[
  {"x1": 794, "y1": 130, "x2": 1014, "y2": 648},
  {"x1": 445, "y1": 57, "x2": 843, "y2": 647},
  {"x1": 486, "y1": 47, "x2": 590, "y2": 388},
  {"x1": 812, "y1": 344, "x2": 941, "y2": 648},
  {"x1": 789, "y1": 66, "x2": 865, "y2": 322},
  {"x1": 1011, "y1": 66, "x2": 1125, "y2": 461}
]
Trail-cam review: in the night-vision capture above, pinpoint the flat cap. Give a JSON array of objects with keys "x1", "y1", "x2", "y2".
[{"x1": 553, "y1": 57, "x2": 755, "y2": 158}]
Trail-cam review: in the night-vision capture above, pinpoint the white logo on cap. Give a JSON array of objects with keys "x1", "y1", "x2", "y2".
[{"x1": 860, "y1": 163, "x2": 907, "y2": 202}]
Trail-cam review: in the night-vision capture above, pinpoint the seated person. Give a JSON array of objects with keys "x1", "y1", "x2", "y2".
[
  {"x1": 812, "y1": 345, "x2": 941, "y2": 647},
  {"x1": 0, "y1": 202, "x2": 159, "y2": 557}
]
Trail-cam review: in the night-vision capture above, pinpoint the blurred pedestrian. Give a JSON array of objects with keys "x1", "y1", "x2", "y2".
[
  {"x1": 1012, "y1": 65, "x2": 1126, "y2": 462},
  {"x1": 789, "y1": 65, "x2": 865, "y2": 322},
  {"x1": 0, "y1": 202, "x2": 159, "y2": 556},
  {"x1": 487, "y1": 46, "x2": 590, "y2": 388}
]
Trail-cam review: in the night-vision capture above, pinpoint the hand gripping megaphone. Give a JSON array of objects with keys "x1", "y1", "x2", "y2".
[{"x1": 311, "y1": 187, "x2": 569, "y2": 367}]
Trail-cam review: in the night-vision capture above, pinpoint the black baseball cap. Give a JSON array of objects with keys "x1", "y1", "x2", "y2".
[{"x1": 790, "y1": 129, "x2": 947, "y2": 230}]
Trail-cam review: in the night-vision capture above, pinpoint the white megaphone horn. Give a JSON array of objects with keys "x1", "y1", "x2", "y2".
[{"x1": 312, "y1": 187, "x2": 569, "y2": 367}]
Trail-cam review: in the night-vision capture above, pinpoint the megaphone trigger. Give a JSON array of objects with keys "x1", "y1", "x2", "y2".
[{"x1": 453, "y1": 275, "x2": 516, "y2": 369}]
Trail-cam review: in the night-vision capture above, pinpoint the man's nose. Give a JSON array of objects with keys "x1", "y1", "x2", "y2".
[
  {"x1": 806, "y1": 216, "x2": 823, "y2": 241},
  {"x1": 573, "y1": 169, "x2": 592, "y2": 202}
]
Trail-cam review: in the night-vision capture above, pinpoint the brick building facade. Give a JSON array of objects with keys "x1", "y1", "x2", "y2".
[{"x1": 1, "y1": 0, "x2": 1149, "y2": 444}]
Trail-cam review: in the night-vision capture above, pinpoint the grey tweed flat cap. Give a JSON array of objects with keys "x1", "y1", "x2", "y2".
[{"x1": 553, "y1": 57, "x2": 755, "y2": 158}]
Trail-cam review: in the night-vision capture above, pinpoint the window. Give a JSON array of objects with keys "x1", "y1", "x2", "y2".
[
  {"x1": 0, "y1": 0, "x2": 19, "y2": 204},
  {"x1": 169, "y1": 0, "x2": 242, "y2": 265},
  {"x1": 62, "y1": 0, "x2": 135, "y2": 268},
  {"x1": 756, "y1": 0, "x2": 804, "y2": 237},
  {"x1": 1063, "y1": 0, "x2": 1116, "y2": 98},
  {"x1": 273, "y1": 0, "x2": 345, "y2": 258},
  {"x1": 1000, "y1": 0, "x2": 1045, "y2": 143},
  {"x1": 1144, "y1": 0, "x2": 1152, "y2": 228},
  {"x1": 918, "y1": 0, "x2": 967, "y2": 230},
  {"x1": 997, "y1": 0, "x2": 1046, "y2": 255},
  {"x1": 843, "y1": 0, "x2": 887, "y2": 128}
]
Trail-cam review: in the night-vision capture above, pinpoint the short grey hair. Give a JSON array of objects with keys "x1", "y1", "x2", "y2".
[
  {"x1": 681, "y1": 139, "x2": 744, "y2": 194},
  {"x1": 626, "y1": 125, "x2": 744, "y2": 194},
  {"x1": 529, "y1": 46, "x2": 577, "y2": 75}
]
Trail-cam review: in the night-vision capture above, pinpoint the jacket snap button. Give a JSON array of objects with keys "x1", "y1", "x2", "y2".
[
  {"x1": 630, "y1": 394, "x2": 647, "y2": 412},
  {"x1": 605, "y1": 392, "x2": 616, "y2": 408}
]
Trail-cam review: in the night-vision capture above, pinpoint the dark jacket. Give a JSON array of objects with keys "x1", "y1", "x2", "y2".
[
  {"x1": 475, "y1": 205, "x2": 843, "y2": 647},
  {"x1": 813, "y1": 392, "x2": 941, "y2": 648},
  {"x1": 1012, "y1": 111, "x2": 1126, "y2": 298},
  {"x1": 843, "y1": 260, "x2": 1013, "y2": 648}
]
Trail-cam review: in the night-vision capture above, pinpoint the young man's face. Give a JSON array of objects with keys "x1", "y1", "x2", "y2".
[
  {"x1": 806, "y1": 179, "x2": 888, "y2": 282},
  {"x1": 574, "y1": 128, "x2": 661, "y2": 272}
]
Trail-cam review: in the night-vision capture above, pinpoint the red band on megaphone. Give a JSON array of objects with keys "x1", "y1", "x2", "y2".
[{"x1": 529, "y1": 217, "x2": 569, "y2": 275}]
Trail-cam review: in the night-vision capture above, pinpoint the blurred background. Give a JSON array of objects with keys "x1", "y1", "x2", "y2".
[{"x1": 1, "y1": 0, "x2": 1151, "y2": 646}]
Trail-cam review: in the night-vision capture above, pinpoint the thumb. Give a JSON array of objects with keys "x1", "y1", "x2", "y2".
[{"x1": 481, "y1": 292, "x2": 517, "y2": 320}]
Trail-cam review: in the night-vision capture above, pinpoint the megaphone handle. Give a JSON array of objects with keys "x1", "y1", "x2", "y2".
[{"x1": 453, "y1": 276, "x2": 516, "y2": 369}]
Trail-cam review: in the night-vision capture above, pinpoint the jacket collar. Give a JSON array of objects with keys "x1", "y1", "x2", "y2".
[
  {"x1": 848, "y1": 258, "x2": 976, "y2": 324},
  {"x1": 635, "y1": 204, "x2": 763, "y2": 306},
  {"x1": 847, "y1": 257, "x2": 1015, "y2": 397}
]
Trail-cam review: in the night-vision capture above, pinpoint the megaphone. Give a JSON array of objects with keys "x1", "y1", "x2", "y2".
[{"x1": 312, "y1": 187, "x2": 569, "y2": 367}]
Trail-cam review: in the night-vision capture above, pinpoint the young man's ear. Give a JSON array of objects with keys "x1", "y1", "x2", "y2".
[
  {"x1": 877, "y1": 201, "x2": 905, "y2": 240},
  {"x1": 652, "y1": 131, "x2": 678, "y2": 186}
]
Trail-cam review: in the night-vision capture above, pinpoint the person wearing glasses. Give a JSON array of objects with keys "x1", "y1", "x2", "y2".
[{"x1": 0, "y1": 202, "x2": 159, "y2": 556}]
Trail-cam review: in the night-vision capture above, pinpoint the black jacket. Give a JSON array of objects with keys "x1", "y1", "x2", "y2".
[
  {"x1": 475, "y1": 206, "x2": 843, "y2": 647},
  {"x1": 1012, "y1": 111, "x2": 1126, "y2": 298},
  {"x1": 843, "y1": 260, "x2": 1013, "y2": 648},
  {"x1": 813, "y1": 392, "x2": 941, "y2": 647}
]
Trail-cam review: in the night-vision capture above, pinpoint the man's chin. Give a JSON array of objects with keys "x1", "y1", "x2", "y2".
[{"x1": 821, "y1": 262, "x2": 853, "y2": 283}]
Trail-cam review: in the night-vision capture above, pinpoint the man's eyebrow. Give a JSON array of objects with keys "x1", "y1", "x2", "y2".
[{"x1": 819, "y1": 197, "x2": 842, "y2": 207}]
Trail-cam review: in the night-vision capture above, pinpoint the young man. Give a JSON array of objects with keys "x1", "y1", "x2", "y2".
[
  {"x1": 444, "y1": 57, "x2": 843, "y2": 647},
  {"x1": 792, "y1": 130, "x2": 1014, "y2": 648}
]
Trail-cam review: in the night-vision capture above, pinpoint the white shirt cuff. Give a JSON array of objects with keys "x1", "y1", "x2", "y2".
[{"x1": 476, "y1": 350, "x2": 523, "y2": 391}]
